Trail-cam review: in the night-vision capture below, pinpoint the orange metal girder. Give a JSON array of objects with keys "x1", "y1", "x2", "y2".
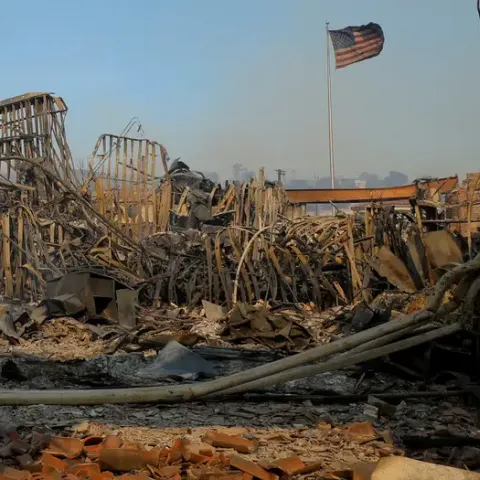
[{"x1": 285, "y1": 177, "x2": 458, "y2": 204}]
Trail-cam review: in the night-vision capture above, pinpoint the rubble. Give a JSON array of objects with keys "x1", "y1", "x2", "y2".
[
  {"x1": 1, "y1": 92, "x2": 480, "y2": 475},
  {"x1": 220, "y1": 303, "x2": 312, "y2": 351},
  {"x1": 0, "y1": 422, "x2": 398, "y2": 479},
  {"x1": 1, "y1": 422, "x2": 480, "y2": 479}
]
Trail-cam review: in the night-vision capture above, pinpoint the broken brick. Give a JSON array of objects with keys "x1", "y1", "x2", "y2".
[
  {"x1": 143, "y1": 448, "x2": 163, "y2": 468},
  {"x1": 68, "y1": 463, "x2": 101, "y2": 478},
  {"x1": 0, "y1": 467, "x2": 32, "y2": 480},
  {"x1": 345, "y1": 422, "x2": 379, "y2": 442},
  {"x1": 42, "y1": 464, "x2": 65, "y2": 480},
  {"x1": 99, "y1": 448, "x2": 160, "y2": 472},
  {"x1": 205, "y1": 453, "x2": 229, "y2": 470},
  {"x1": 296, "y1": 461, "x2": 323, "y2": 475},
  {"x1": 202, "y1": 475, "x2": 243, "y2": 480},
  {"x1": 102, "y1": 436, "x2": 122, "y2": 449},
  {"x1": 169, "y1": 438, "x2": 213, "y2": 464},
  {"x1": 91, "y1": 473, "x2": 115, "y2": 480},
  {"x1": 198, "y1": 473, "x2": 243, "y2": 480},
  {"x1": 99, "y1": 449, "x2": 147, "y2": 472},
  {"x1": 40, "y1": 453, "x2": 69, "y2": 473},
  {"x1": 188, "y1": 453, "x2": 212, "y2": 464},
  {"x1": 82, "y1": 436, "x2": 105, "y2": 460},
  {"x1": 167, "y1": 440, "x2": 183, "y2": 464},
  {"x1": 198, "y1": 449, "x2": 214, "y2": 457},
  {"x1": 83, "y1": 436, "x2": 104, "y2": 448},
  {"x1": 85, "y1": 448, "x2": 103, "y2": 460},
  {"x1": 229, "y1": 455, "x2": 278, "y2": 480},
  {"x1": 44, "y1": 437, "x2": 83, "y2": 459},
  {"x1": 270, "y1": 456, "x2": 306, "y2": 475},
  {"x1": 115, "y1": 475, "x2": 152, "y2": 480},
  {"x1": 146, "y1": 447, "x2": 170, "y2": 468},
  {"x1": 65, "y1": 475, "x2": 80, "y2": 480},
  {"x1": 203, "y1": 433, "x2": 258, "y2": 454}
]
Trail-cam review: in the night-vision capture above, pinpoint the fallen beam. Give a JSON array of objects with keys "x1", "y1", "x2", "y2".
[{"x1": 285, "y1": 176, "x2": 458, "y2": 204}]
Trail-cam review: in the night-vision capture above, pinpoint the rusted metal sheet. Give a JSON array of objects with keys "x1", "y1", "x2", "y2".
[
  {"x1": 285, "y1": 177, "x2": 458, "y2": 204},
  {"x1": 370, "y1": 246, "x2": 417, "y2": 293},
  {"x1": 424, "y1": 230, "x2": 463, "y2": 269}
]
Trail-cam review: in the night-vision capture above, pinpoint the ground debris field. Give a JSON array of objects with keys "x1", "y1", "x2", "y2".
[{"x1": 1, "y1": 92, "x2": 480, "y2": 479}]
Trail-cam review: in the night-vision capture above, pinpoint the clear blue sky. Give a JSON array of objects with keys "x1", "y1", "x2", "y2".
[{"x1": 6, "y1": 0, "x2": 479, "y2": 181}]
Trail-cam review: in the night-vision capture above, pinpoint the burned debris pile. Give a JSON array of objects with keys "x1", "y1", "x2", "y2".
[
  {"x1": 134, "y1": 216, "x2": 359, "y2": 309},
  {"x1": 0, "y1": 93, "x2": 478, "y2": 345},
  {"x1": 3, "y1": 92, "x2": 480, "y2": 476}
]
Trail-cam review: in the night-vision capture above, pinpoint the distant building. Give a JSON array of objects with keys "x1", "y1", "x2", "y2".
[{"x1": 355, "y1": 179, "x2": 367, "y2": 189}]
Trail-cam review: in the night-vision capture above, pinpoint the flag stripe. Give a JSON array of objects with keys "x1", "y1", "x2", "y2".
[
  {"x1": 335, "y1": 42, "x2": 383, "y2": 61},
  {"x1": 335, "y1": 40, "x2": 383, "y2": 67},
  {"x1": 336, "y1": 44, "x2": 383, "y2": 67},
  {"x1": 329, "y1": 22, "x2": 384, "y2": 69},
  {"x1": 352, "y1": 33, "x2": 383, "y2": 45},
  {"x1": 339, "y1": 36, "x2": 382, "y2": 49},
  {"x1": 335, "y1": 38, "x2": 383, "y2": 58},
  {"x1": 353, "y1": 31, "x2": 380, "y2": 42},
  {"x1": 333, "y1": 38, "x2": 383, "y2": 65}
]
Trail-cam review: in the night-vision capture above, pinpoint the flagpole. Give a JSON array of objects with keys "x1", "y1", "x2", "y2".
[{"x1": 326, "y1": 22, "x2": 335, "y2": 192}]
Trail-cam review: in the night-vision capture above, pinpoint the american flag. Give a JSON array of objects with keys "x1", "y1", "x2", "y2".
[{"x1": 328, "y1": 23, "x2": 385, "y2": 69}]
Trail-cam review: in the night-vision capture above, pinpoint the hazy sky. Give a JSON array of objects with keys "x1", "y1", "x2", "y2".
[{"x1": 4, "y1": 1, "x2": 479, "y2": 182}]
